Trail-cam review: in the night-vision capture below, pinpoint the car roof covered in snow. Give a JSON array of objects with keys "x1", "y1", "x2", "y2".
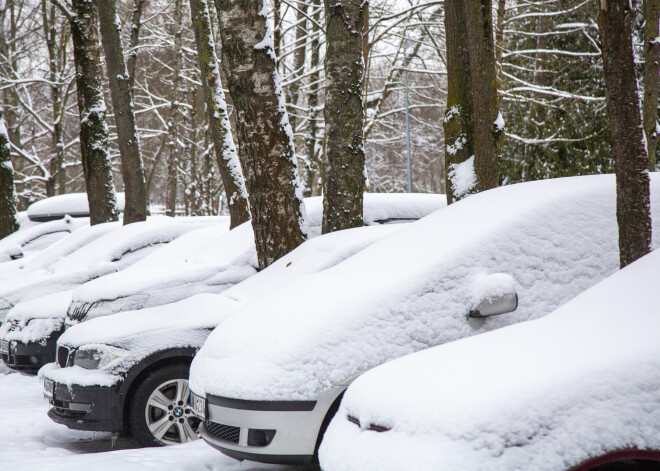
[
  {"x1": 68, "y1": 193, "x2": 446, "y2": 316},
  {"x1": 0, "y1": 217, "x2": 222, "y2": 309},
  {"x1": 319, "y1": 249, "x2": 660, "y2": 471},
  {"x1": 56, "y1": 224, "x2": 408, "y2": 372},
  {"x1": 0, "y1": 215, "x2": 88, "y2": 262},
  {"x1": 189, "y1": 174, "x2": 660, "y2": 401},
  {"x1": 26, "y1": 192, "x2": 125, "y2": 222}
]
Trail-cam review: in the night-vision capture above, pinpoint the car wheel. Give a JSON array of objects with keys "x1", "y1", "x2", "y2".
[{"x1": 127, "y1": 363, "x2": 201, "y2": 447}]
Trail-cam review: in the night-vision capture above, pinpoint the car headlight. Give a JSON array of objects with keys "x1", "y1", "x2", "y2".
[{"x1": 72, "y1": 345, "x2": 126, "y2": 370}]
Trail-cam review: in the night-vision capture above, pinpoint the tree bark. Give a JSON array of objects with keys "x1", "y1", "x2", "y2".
[
  {"x1": 598, "y1": 0, "x2": 652, "y2": 268},
  {"x1": 66, "y1": 0, "x2": 119, "y2": 225},
  {"x1": 0, "y1": 108, "x2": 19, "y2": 239},
  {"x1": 464, "y1": 0, "x2": 502, "y2": 192},
  {"x1": 165, "y1": 0, "x2": 184, "y2": 218},
  {"x1": 127, "y1": 0, "x2": 146, "y2": 91},
  {"x1": 443, "y1": 0, "x2": 474, "y2": 204},
  {"x1": 322, "y1": 0, "x2": 367, "y2": 233},
  {"x1": 644, "y1": 0, "x2": 660, "y2": 170},
  {"x1": 42, "y1": 0, "x2": 67, "y2": 197},
  {"x1": 444, "y1": 0, "x2": 502, "y2": 204},
  {"x1": 213, "y1": 0, "x2": 306, "y2": 269},
  {"x1": 189, "y1": 0, "x2": 249, "y2": 228},
  {"x1": 95, "y1": 0, "x2": 147, "y2": 224}
]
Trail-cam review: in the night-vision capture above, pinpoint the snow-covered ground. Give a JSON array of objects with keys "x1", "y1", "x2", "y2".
[{"x1": 0, "y1": 366, "x2": 300, "y2": 470}]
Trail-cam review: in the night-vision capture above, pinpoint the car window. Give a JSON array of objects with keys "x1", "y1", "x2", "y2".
[
  {"x1": 20, "y1": 231, "x2": 69, "y2": 253},
  {"x1": 110, "y1": 242, "x2": 166, "y2": 271}
]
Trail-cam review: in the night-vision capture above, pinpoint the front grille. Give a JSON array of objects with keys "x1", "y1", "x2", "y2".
[
  {"x1": 57, "y1": 346, "x2": 70, "y2": 368},
  {"x1": 205, "y1": 421, "x2": 240, "y2": 444},
  {"x1": 2, "y1": 353, "x2": 34, "y2": 366}
]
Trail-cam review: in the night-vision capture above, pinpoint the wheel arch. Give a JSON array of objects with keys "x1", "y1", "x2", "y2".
[
  {"x1": 569, "y1": 449, "x2": 660, "y2": 471},
  {"x1": 120, "y1": 347, "x2": 197, "y2": 433}
]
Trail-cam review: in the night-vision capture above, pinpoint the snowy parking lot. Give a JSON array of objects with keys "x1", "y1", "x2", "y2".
[{"x1": 0, "y1": 365, "x2": 300, "y2": 471}]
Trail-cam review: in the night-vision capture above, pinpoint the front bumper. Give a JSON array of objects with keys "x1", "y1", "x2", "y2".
[
  {"x1": 0, "y1": 330, "x2": 62, "y2": 371},
  {"x1": 45, "y1": 377, "x2": 124, "y2": 432},
  {"x1": 200, "y1": 386, "x2": 344, "y2": 465}
]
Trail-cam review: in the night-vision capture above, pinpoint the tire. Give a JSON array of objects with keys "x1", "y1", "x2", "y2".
[{"x1": 127, "y1": 363, "x2": 201, "y2": 447}]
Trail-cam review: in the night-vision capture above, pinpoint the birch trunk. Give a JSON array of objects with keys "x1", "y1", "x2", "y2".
[
  {"x1": 598, "y1": 0, "x2": 652, "y2": 268},
  {"x1": 68, "y1": 0, "x2": 119, "y2": 225},
  {"x1": 322, "y1": 0, "x2": 367, "y2": 233},
  {"x1": 189, "y1": 0, "x2": 249, "y2": 228},
  {"x1": 0, "y1": 108, "x2": 19, "y2": 239},
  {"x1": 213, "y1": 0, "x2": 306, "y2": 269},
  {"x1": 96, "y1": 0, "x2": 147, "y2": 224}
]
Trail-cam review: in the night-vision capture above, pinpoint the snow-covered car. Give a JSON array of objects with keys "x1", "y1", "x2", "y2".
[
  {"x1": 0, "y1": 217, "x2": 223, "y2": 370},
  {"x1": 65, "y1": 194, "x2": 445, "y2": 324},
  {"x1": 319, "y1": 248, "x2": 660, "y2": 471},
  {"x1": 40, "y1": 206, "x2": 430, "y2": 447},
  {"x1": 26, "y1": 192, "x2": 125, "y2": 222},
  {"x1": 0, "y1": 215, "x2": 89, "y2": 263},
  {"x1": 187, "y1": 174, "x2": 660, "y2": 465}
]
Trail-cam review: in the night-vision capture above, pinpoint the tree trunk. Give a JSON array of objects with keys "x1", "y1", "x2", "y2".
[
  {"x1": 67, "y1": 0, "x2": 119, "y2": 225},
  {"x1": 42, "y1": 0, "x2": 66, "y2": 197},
  {"x1": 443, "y1": 0, "x2": 474, "y2": 204},
  {"x1": 322, "y1": 0, "x2": 367, "y2": 233},
  {"x1": 189, "y1": 0, "x2": 249, "y2": 228},
  {"x1": 444, "y1": 0, "x2": 502, "y2": 204},
  {"x1": 598, "y1": 0, "x2": 652, "y2": 268},
  {"x1": 165, "y1": 0, "x2": 184, "y2": 218},
  {"x1": 464, "y1": 0, "x2": 502, "y2": 192},
  {"x1": 96, "y1": 0, "x2": 147, "y2": 224},
  {"x1": 0, "y1": 108, "x2": 19, "y2": 239},
  {"x1": 213, "y1": 0, "x2": 306, "y2": 269},
  {"x1": 127, "y1": 0, "x2": 146, "y2": 91},
  {"x1": 644, "y1": 0, "x2": 660, "y2": 170}
]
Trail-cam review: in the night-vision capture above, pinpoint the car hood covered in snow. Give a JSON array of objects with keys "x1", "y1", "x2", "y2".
[
  {"x1": 0, "y1": 290, "x2": 73, "y2": 343},
  {"x1": 52, "y1": 224, "x2": 407, "y2": 375},
  {"x1": 66, "y1": 194, "x2": 446, "y2": 323},
  {"x1": 189, "y1": 174, "x2": 660, "y2": 401},
  {"x1": 319, "y1": 248, "x2": 660, "y2": 471}
]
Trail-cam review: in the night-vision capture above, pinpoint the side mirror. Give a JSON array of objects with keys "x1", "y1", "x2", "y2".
[
  {"x1": 468, "y1": 292, "x2": 518, "y2": 318},
  {"x1": 467, "y1": 273, "x2": 518, "y2": 327}
]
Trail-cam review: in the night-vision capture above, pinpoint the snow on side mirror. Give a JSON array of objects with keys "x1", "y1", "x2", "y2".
[{"x1": 467, "y1": 273, "x2": 518, "y2": 328}]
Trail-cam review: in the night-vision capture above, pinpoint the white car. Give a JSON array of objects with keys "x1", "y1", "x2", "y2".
[
  {"x1": 0, "y1": 216, "x2": 88, "y2": 263},
  {"x1": 188, "y1": 174, "x2": 660, "y2": 465},
  {"x1": 65, "y1": 194, "x2": 444, "y2": 324},
  {"x1": 26, "y1": 192, "x2": 125, "y2": 222},
  {"x1": 0, "y1": 217, "x2": 222, "y2": 370},
  {"x1": 319, "y1": 249, "x2": 660, "y2": 471},
  {"x1": 40, "y1": 206, "x2": 430, "y2": 447}
]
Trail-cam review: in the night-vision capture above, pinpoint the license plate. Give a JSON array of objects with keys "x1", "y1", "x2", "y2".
[
  {"x1": 43, "y1": 378, "x2": 54, "y2": 399},
  {"x1": 191, "y1": 392, "x2": 206, "y2": 419},
  {"x1": 0, "y1": 339, "x2": 8, "y2": 354}
]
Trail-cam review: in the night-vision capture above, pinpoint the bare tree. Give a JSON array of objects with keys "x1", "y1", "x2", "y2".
[
  {"x1": 213, "y1": 0, "x2": 306, "y2": 269},
  {"x1": 96, "y1": 0, "x2": 147, "y2": 224},
  {"x1": 322, "y1": 0, "x2": 368, "y2": 232},
  {"x1": 598, "y1": 0, "x2": 652, "y2": 267},
  {"x1": 0, "y1": 106, "x2": 18, "y2": 238},
  {"x1": 189, "y1": 0, "x2": 249, "y2": 228},
  {"x1": 54, "y1": 0, "x2": 119, "y2": 224},
  {"x1": 127, "y1": 0, "x2": 147, "y2": 90}
]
